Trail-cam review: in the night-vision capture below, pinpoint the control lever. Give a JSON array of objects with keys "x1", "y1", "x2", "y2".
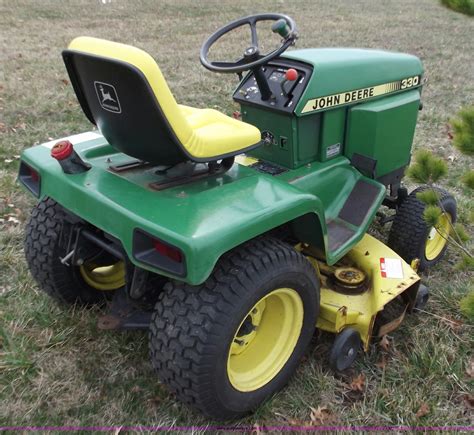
[
  {"x1": 244, "y1": 46, "x2": 273, "y2": 101},
  {"x1": 281, "y1": 68, "x2": 298, "y2": 97}
]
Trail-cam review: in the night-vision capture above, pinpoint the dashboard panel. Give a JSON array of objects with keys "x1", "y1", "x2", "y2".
[{"x1": 232, "y1": 59, "x2": 312, "y2": 113}]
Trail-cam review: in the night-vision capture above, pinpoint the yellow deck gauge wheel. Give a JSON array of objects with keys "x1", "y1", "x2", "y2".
[
  {"x1": 425, "y1": 213, "x2": 451, "y2": 261},
  {"x1": 227, "y1": 288, "x2": 304, "y2": 392},
  {"x1": 79, "y1": 261, "x2": 126, "y2": 291}
]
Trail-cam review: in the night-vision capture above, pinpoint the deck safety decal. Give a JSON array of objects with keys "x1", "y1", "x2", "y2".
[
  {"x1": 301, "y1": 75, "x2": 421, "y2": 113},
  {"x1": 380, "y1": 257, "x2": 404, "y2": 279}
]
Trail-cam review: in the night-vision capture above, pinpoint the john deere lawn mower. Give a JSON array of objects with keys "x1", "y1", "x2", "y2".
[{"x1": 19, "y1": 14, "x2": 457, "y2": 419}]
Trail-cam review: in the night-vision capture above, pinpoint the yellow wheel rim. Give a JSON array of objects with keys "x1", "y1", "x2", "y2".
[
  {"x1": 227, "y1": 288, "x2": 304, "y2": 392},
  {"x1": 79, "y1": 261, "x2": 126, "y2": 291},
  {"x1": 425, "y1": 213, "x2": 451, "y2": 261}
]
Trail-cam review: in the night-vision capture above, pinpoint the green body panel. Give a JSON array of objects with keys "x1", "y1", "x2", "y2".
[
  {"x1": 21, "y1": 135, "x2": 327, "y2": 284},
  {"x1": 21, "y1": 133, "x2": 384, "y2": 284},
  {"x1": 283, "y1": 48, "x2": 423, "y2": 116},
  {"x1": 276, "y1": 156, "x2": 385, "y2": 261},
  {"x1": 238, "y1": 48, "x2": 423, "y2": 170},
  {"x1": 345, "y1": 90, "x2": 421, "y2": 178},
  {"x1": 242, "y1": 107, "x2": 319, "y2": 168},
  {"x1": 318, "y1": 108, "x2": 346, "y2": 162}
]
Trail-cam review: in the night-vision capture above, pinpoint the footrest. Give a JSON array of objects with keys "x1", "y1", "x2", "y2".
[
  {"x1": 338, "y1": 179, "x2": 381, "y2": 227},
  {"x1": 327, "y1": 220, "x2": 355, "y2": 252},
  {"x1": 326, "y1": 178, "x2": 385, "y2": 263}
]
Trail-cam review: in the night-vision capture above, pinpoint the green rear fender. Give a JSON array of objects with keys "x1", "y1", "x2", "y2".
[
  {"x1": 20, "y1": 139, "x2": 327, "y2": 285},
  {"x1": 181, "y1": 179, "x2": 327, "y2": 285}
]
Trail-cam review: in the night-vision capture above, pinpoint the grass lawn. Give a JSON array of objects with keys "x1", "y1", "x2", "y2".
[{"x1": 1, "y1": 0, "x2": 473, "y2": 430}]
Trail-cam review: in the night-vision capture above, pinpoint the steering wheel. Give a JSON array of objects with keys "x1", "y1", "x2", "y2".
[{"x1": 200, "y1": 13, "x2": 297, "y2": 74}]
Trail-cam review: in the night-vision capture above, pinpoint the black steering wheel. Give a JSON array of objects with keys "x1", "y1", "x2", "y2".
[{"x1": 200, "y1": 13, "x2": 297, "y2": 74}]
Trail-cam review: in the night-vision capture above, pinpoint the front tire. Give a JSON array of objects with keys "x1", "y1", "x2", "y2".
[
  {"x1": 387, "y1": 186, "x2": 456, "y2": 271},
  {"x1": 149, "y1": 237, "x2": 319, "y2": 419}
]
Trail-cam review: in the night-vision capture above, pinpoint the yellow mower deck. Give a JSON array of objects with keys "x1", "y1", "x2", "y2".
[{"x1": 301, "y1": 234, "x2": 420, "y2": 350}]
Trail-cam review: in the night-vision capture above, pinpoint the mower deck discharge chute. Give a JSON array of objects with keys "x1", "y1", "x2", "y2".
[{"x1": 19, "y1": 14, "x2": 456, "y2": 419}]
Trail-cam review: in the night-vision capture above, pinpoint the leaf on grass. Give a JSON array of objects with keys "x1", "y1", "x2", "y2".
[
  {"x1": 0, "y1": 122, "x2": 6, "y2": 133},
  {"x1": 375, "y1": 354, "x2": 388, "y2": 369},
  {"x1": 289, "y1": 419, "x2": 302, "y2": 426},
  {"x1": 466, "y1": 357, "x2": 474, "y2": 378},
  {"x1": 462, "y1": 394, "x2": 474, "y2": 409},
  {"x1": 146, "y1": 396, "x2": 162, "y2": 407},
  {"x1": 379, "y1": 335, "x2": 390, "y2": 351},
  {"x1": 4, "y1": 159, "x2": 13, "y2": 164},
  {"x1": 7, "y1": 216, "x2": 20, "y2": 225},
  {"x1": 309, "y1": 406, "x2": 336, "y2": 425},
  {"x1": 349, "y1": 373, "x2": 365, "y2": 392},
  {"x1": 252, "y1": 423, "x2": 263, "y2": 434},
  {"x1": 415, "y1": 402, "x2": 430, "y2": 418},
  {"x1": 445, "y1": 123, "x2": 453, "y2": 140},
  {"x1": 441, "y1": 316, "x2": 463, "y2": 332},
  {"x1": 273, "y1": 411, "x2": 302, "y2": 426},
  {"x1": 61, "y1": 78, "x2": 69, "y2": 86}
]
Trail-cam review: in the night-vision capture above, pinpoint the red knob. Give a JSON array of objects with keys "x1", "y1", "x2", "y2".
[
  {"x1": 51, "y1": 140, "x2": 73, "y2": 160},
  {"x1": 285, "y1": 68, "x2": 298, "y2": 81}
]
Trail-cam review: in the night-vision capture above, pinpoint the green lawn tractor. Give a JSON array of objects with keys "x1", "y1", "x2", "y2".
[{"x1": 19, "y1": 14, "x2": 457, "y2": 419}]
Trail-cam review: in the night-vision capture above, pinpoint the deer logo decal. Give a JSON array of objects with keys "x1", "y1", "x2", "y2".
[{"x1": 94, "y1": 81, "x2": 121, "y2": 113}]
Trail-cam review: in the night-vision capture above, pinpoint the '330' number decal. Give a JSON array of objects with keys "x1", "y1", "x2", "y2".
[{"x1": 401, "y1": 75, "x2": 420, "y2": 89}]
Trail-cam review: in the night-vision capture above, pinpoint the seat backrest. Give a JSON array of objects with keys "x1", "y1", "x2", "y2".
[{"x1": 63, "y1": 37, "x2": 193, "y2": 165}]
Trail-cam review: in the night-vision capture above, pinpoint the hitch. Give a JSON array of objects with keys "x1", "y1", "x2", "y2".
[{"x1": 98, "y1": 287, "x2": 152, "y2": 330}]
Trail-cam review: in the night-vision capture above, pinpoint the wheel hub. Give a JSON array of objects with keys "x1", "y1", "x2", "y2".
[
  {"x1": 425, "y1": 212, "x2": 451, "y2": 261},
  {"x1": 227, "y1": 288, "x2": 303, "y2": 392},
  {"x1": 79, "y1": 261, "x2": 126, "y2": 291},
  {"x1": 231, "y1": 300, "x2": 265, "y2": 355}
]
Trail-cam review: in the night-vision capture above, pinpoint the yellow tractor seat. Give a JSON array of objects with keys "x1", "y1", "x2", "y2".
[{"x1": 62, "y1": 37, "x2": 261, "y2": 165}]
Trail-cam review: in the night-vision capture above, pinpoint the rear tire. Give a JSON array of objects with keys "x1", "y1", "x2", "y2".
[
  {"x1": 387, "y1": 186, "x2": 456, "y2": 271},
  {"x1": 149, "y1": 236, "x2": 319, "y2": 419},
  {"x1": 25, "y1": 198, "x2": 123, "y2": 305}
]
